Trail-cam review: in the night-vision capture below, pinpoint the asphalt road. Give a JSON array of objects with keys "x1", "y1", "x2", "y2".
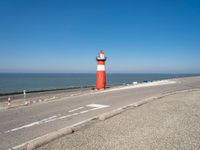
[{"x1": 0, "y1": 76, "x2": 200, "y2": 150}]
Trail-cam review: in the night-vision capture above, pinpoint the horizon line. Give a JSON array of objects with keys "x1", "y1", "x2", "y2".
[{"x1": 0, "y1": 72, "x2": 199, "y2": 74}]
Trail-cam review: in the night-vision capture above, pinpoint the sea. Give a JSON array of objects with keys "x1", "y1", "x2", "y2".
[{"x1": 0, "y1": 73, "x2": 198, "y2": 95}]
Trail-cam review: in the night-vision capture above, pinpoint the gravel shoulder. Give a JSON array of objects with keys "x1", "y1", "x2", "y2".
[{"x1": 37, "y1": 89, "x2": 200, "y2": 150}]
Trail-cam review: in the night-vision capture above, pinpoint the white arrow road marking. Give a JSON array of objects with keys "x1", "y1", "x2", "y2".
[
  {"x1": 79, "y1": 104, "x2": 109, "y2": 113},
  {"x1": 4, "y1": 103, "x2": 110, "y2": 134}
]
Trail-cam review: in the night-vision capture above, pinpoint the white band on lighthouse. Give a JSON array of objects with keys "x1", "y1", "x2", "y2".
[{"x1": 97, "y1": 65, "x2": 105, "y2": 71}]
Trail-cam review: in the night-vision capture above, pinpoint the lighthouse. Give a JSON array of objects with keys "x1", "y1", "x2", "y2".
[{"x1": 96, "y1": 50, "x2": 107, "y2": 90}]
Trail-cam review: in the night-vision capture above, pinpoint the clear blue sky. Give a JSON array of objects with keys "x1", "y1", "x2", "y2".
[{"x1": 0, "y1": 0, "x2": 199, "y2": 73}]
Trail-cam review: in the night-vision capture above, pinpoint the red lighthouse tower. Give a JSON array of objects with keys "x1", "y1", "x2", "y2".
[{"x1": 96, "y1": 50, "x2": 107, "y2": 90}]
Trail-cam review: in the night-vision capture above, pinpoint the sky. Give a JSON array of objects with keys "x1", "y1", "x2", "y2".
[{"x1": 0, "y1": 0, "x2": 200, "y2": 73}]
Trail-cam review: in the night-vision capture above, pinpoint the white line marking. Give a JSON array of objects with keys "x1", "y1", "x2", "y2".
[
  {"x1": 8, "y1": 116, "x2": 97, "y2": 150},
  {"x1": 8, "y1": 142, "x2": 27, "y2": 150},
  {"x1": 80, "y1": 110, "x2": 89, "y2": 114},
  {"x1": 5, "y1": 104, "x2": 110, "y2": 134},
  {"x1": 72, "y1": 113, "x2": 79, "y2": 116},
  {"x1": 68, "y1": 107, "x2": 84, "y2": 113},
  {"x1": 59, "y1": 115, "x2": 71, "y2": 119},
  {"x1": 89, "y1": 107, "x2": 101, "y2": 111},
  {"x1": 87, "y1": 104, "x2": 109, "y2": 109},
  {"x1": 5, "y1": 116, "x2": 57, "y2": 133},
  {"x1": 79, "y1": 104, "x2": 110, "y2": 114}
]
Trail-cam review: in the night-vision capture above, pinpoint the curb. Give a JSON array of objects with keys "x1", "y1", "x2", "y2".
[
  {"x1": 25, "y1": 88, "x2": 199, "y2": 150},
  {"x1": 27, "y1": 127, "x2": 73, "y2": 150},
  {"x1": 26, "y1": 117, "x2": 98, "y2": 150},
  {"x1": 131, "y1": 97, "x2": 157, "y2": 107},
  {"x1": 99, "y1": 108, "x2": 124, "y2": 121}
]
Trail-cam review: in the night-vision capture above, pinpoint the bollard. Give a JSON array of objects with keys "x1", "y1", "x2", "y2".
[
  {"x1": 23, "y1": 90, "x2": 28, "y2": 105},
  {"x1": 8, "y1": 97, "x2": 11, "y2": 107}
]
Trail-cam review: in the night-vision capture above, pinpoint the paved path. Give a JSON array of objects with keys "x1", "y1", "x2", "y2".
[
  {"x1": 0, "y1": 76, "x2": 200, "y2": 150},
  {"x1": 38, "y1": 89, "x2": 200, "y2": 150}
]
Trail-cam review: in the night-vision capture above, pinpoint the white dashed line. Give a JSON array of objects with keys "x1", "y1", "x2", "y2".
[
  {"x1": 80, "y1": 110, "x2": 89, "y2": 114},
  {"x1": 8, "y1": 116, "x2": 98, "y2": 150},
  {"x1": 4, "y1": 104, "x2": 110, "y2": 134},
  {"x1": 68, "y1": 107, "x2": 84, "y2": 113},
  {"x1": 87, "y1": 104, "x2": 109, "y2": 109},
  {"x1": 5, "y1": 116, "x2": 57, "y2": 133}
]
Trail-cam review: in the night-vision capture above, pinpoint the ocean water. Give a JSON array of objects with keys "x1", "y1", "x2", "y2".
[{"x1": 0, "y1": 73, "x2": 198, "y2": 94}]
